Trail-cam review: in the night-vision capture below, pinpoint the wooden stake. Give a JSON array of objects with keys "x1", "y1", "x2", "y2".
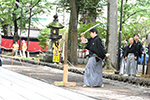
[
  {"x1": 37, "y1": 50, "x2": 41, "y2": 66},
  {"x1": 147, "y1": 44, "x2": 150, "y2": 75},
  {"x1": 54, "y1": 82, "x2": 76, "y2": 87},
  {"x1": 11, "y1": 48, "x2": 13, "y2": 69},
  {"x1": 59, "y1": 53, "x2": 62, "y2": 70},
  {"x1": 63, "y1": 32, "x2": 69, "y2": 83},
  {"x1": 64, "y1": 33, "x2": 68, "y2": 64},
  {"x1": 54, "y1": 33, "x2": 76, "y2": 87},
  {"x1": 142, "y1": 53, "x2": 146, "y2": 75},
  {"x1": 20, "y1": 49, "x2": 22, "y2": 57},
  {"x1": 63, "y1": 64, "x2": 68, "y2": 83}
]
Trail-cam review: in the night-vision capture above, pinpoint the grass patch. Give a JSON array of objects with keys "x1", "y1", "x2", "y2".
[
  {"x1": 20, "y1": 57, "x2": 39, "y2": 61},
  {"x1": 7, "y1": 53, "x2": 12, "y2": 56}
]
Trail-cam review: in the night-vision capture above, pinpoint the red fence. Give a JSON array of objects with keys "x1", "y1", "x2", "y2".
[{"x1": 1, "y1": 37, "x2": 48, "y2": 52}]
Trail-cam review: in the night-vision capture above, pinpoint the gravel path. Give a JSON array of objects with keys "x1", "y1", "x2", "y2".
[{"x1": 2, "y1": 58, "x2": 150, "y2": 100}]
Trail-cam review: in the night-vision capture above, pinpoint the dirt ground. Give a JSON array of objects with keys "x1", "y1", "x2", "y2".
[{"x1": 2, "y1": 58, "x2": 150, "y2": 100}]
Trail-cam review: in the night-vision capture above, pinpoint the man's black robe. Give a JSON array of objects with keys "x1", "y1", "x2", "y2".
[
  {"x1": 134, "y1": 40, "x2": 143, "y2": 58},
  {"x1": 124, "y1": 43, "x2": 138, "y2": 58},
  {"x1": 85, "y1": 36, "x2": 107, "y2": 60}
]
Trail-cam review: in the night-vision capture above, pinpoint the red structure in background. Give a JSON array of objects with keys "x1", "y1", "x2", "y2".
[{"x1": 1, "y1": 37, "x2": 48, "y2": 52}]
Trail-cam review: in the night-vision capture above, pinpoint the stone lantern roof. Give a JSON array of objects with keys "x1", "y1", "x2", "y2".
[{"x1": 47, "y1": 14, "x2": 64, "y2": 29}]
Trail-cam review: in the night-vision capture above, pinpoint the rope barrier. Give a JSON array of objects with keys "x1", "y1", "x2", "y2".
[
  {"x1": 1, "y1": 55, "x2": 25, "y2": 67},
  {"x1": 1, "y1": 49, "x2": 85, "y2": 74}
]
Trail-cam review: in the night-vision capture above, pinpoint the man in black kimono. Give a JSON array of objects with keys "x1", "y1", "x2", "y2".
[
  {"x1": 124, "y1": 38, "x2": 138, "y2": 76},
  {"x1": 81, "y1": 28, "x2": 110, "y2": 87},
  {"x1": 134, "y1": 34, "x2": 144, "y2": 75}
]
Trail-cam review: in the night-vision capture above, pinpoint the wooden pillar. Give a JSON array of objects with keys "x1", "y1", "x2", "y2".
[
  {"x1": 37, "y1": 50, "x2": 41, "y2": 66},
  {"x1": 11, "y1": 48, "x2": 13, "y2": 68},
  {"x1": 147, "y1": 44, "x2": 150, "y2": 75},
  {"x1": 54, "y1": 33, "x2": 76, "y2": 87},
  {"x1": 142, "y1": 53, "x2": 146, "y2": 75},
  {"x1": 63, "y1": 32, "x2": 69, "y2": 83}
]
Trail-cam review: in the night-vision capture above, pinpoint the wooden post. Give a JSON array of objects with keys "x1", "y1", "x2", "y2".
[
  {"x1": 37, "y1": 50, "x2": 41, "y2": 66},
  {"x1": 54, "y1": 33, "x2": 76, "y2": 87},
  {"x1": 11, "y1": 48, "x2": 13, "y2": 68},
  {"x1": 147, "y1": 44, "x2": 150, "y2": 75},
  {"x1": 63, "y1": 32, "x2": 69, "y2": 82},
  {"x1": 142, "y1": 53, "x2": 146, "y2": 75},
  {"x1": 20, "y1": 50, "x2": 22, "y2": 57},
  {"x1": 59, "y1": 53, "x2": 62, "y2": 70}
]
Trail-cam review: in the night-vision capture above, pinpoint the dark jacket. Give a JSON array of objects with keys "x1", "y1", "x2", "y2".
[
  {"x1": 124, "y1": 43, "x2": 138, "y2": 57},
  {"x1": 85, "y1": 36, "x2": 107, "y2": 59},
  {"x1": 134, "y1": 40, "x2": 143, "y2": 58},
  {"x1": 122, "y1": 44, "x2": 128, "y2": 58}
]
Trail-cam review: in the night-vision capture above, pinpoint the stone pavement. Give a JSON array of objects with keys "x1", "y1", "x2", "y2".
[{"x1": 0, "y1": 67, "x2": 95, "y2": 100}]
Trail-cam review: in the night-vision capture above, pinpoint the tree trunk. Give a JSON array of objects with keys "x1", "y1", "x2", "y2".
[
  {"x1": 86, "y1": 9, "x2": 96, "y2": 24},
  {"x1": 86, "y1": 16, "x2": 96, "y2": 24},
  {"x1": 7, "y1": 25, "x2": 11, "y2": 36},
  {"x1": 69, "y1": 0, "x2": 78, "y2": 65},
  {"x1": 106, "y1": 0, "x2": 118, "y2": 70},
  {"x1": 13, "y1": 12, "x2": 19, "y2": 43},
  {"x1": 13, "y1": 17, "x2": 19, "y2": 43},
  {"x1": 68, "y1": 12, "x2": 72, "y2": 61},
  {"x1": 2, "y1": 24, "x2": 8, "y2": 36},
  {"x1": 1, "y1": 24, "x2": 11, "y2": 36},
  {"x1": 12, "y1": 0, "x2": 19, "y2": 43}
]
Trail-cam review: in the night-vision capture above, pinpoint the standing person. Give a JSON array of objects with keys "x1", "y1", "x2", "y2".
[
  {"x1": 81, "y1": 28, "x2": 110, "y2": 87},
  {"x1": 134, "y1": 34, "x2": 144, "y2": 76},
  {"x1": 53, "y1": 40, "x2": 60, "y2": 64},
  {"x1": 22, "y1": 40, "x2": 27, "y2": 58},
  {"x1": 119, "y1": 39, "x2": 128, "y2": 75},
  {"x1": 13, "y1": 42, "x2": 19, "y2": 56},
  {"x1": 124, "y1": 38, "x2": 138, "y2": 76}
]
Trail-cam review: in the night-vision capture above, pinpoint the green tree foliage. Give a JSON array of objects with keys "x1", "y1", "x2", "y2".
[
  {"x1": 57, "y1": 0, "x2": 107, "y2": 23},
  {"x1": 38, "y1": 28, "x2": 49, "y2": 50},
  {"x1": 78, "y1": 22, "x2": 106, "y2": 39},
  {"x1": 118, "y1": 0, "x2": 150, "y2": 24},
  {"x1": 0, "y1": 0, "x2": 52, "y2": 42},
  {"x1": 122, "y1": 19, "x2": 150, "y2": 42},
  {"x1": 118, "y1": 0, "x2": 150, "y2": 43},
  {"x1": 0, "y1": 0, "x2": 15, "y2": 35},
  {"x1": 78, "y1": 22, "x2": 107, "y2": 49}
]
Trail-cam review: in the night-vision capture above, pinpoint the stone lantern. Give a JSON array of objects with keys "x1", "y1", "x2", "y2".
[{"x1": 43, "y1": 14, "x2": 64, "y2": 62}]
